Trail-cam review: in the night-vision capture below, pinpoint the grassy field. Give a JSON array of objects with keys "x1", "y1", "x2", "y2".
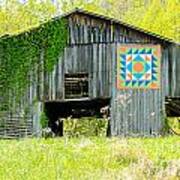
[{"x1": 0, "y1": 136, "x2": 179, "y2": 180}]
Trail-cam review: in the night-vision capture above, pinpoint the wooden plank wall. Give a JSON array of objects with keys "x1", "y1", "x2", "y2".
[
  {"x1": 41, "y1": 13, "x2": 162, "y2": 101},
  {"x1": 111, "y1": 43, "x2": 166, "y2": 136},
  {"x1": 168, "y1": 45, "x2": 180, "y2": 97},
  {"x1": 0, "y1": 63, "x2": 43, "y2": 138},
  {"x1": 42, "y1": 44, "x2": 112, "y2": 101},
  {"x1": 67, "y1": 13, "x2": 159, "y2": 45},
  {"x1": 0, "y1": 12, "x2": 179, "y2": 137},
  {"x1": 65, "y1": 13, "x2": 179, "y2": 136}
]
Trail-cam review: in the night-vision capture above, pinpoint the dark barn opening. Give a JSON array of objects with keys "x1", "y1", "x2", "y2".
[
  {"x1": 65, "y1": 73, "x2": 89, "y2": 99},
  {"x1": 44, "y1": 98, "x2": 110, "y2": 136},
  {"x1": 165, "y1": 97, "x2": 180, "y2": 117}
]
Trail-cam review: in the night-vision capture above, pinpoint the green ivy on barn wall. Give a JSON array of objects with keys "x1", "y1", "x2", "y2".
[{"x1": 0, "y1": 18, "x2": 68, "y2": 112}]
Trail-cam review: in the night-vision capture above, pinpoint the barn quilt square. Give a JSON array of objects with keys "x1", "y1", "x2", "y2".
[{"x1": 117, "y1": 45, "x2": 161, "y2": 89}]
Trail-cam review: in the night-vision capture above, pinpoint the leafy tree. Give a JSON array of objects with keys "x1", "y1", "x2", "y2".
[
  {"x1": 124, "y1": 0, "x2": 180, "y2": 42},
  {"x1": 0, "y1": 0, "x2": 179, "y2": 41},
  {"x1": 0, "y1": 0, "x2": 57, "y2": 36}
]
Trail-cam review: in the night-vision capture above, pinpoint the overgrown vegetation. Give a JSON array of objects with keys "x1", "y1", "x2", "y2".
[
  {"x1": 160, "y1": 117, "x2": 180, "y2": 135},
  {"x1": 64, "y1": 117, "x2": 108, "y2": 137},
  {"x1": 0, "y1": 18, "x2": 67, "y2": 112},
  {"x1": 0, "y1": 136, "x2": 179, "y2": 179},
  {"x1": 167, "y1": 117, "x2": 180, "y2": 135},
  {"x1": 40, "y1": 112, "x2": 49, "y2": 129}
]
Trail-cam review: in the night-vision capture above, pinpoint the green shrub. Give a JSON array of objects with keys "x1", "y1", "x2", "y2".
[
  {"x1": 64, "y1": 117, "x2": 108, "y2": 137},
  {"x1": 40, "y1": 112, "x2": 48, "y2": 128},
  {"x1": 167, "y1": 117, "x2": 180, "y2": 135}
]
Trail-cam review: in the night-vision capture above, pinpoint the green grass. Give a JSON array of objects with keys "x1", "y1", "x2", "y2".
[{"x1": 0, "y1": 136, "x2": 179, "y2": 180}]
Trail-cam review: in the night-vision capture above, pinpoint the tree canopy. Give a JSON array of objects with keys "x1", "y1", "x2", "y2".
[{"x1": 0, "y1": 0, "x2": 179, "y2": 42}]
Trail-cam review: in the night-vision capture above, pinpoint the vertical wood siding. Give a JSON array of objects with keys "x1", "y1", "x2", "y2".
[
  {"x1": 168, "y1": 45, "x2": 180, "y2": 97},
  {"x1": 0, "y1": 12, "x2": 179, "y2": 138},
  {"x1": 111, "y1": 43, "x2": 166, "y2": 136},
  {"x1": 42, "y1": 44, "x2": 112, "y2": 100}
]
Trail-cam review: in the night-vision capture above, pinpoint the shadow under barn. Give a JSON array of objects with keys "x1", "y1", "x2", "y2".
[
  {"x1": 165, "y1": 97, "x2": 180, "y2": 117},
  {"x1": 44, "y1": 98, "x2": 111, "y2": 136}
]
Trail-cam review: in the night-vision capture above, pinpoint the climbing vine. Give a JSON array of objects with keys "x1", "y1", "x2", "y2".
[{"x1": 0, "y1": 18, "x2": 68, "y2": 112}]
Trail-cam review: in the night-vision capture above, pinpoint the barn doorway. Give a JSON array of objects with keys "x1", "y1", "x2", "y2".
[
  {"x1": 44, "y1": 98, "x2": 111, "y2": 136},
  {"x1": 165, "y1": 97, "x2": 180, "y2": 116}
]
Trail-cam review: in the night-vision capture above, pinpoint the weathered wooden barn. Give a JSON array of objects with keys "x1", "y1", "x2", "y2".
[{"x1": 0, "y1": 9, "x2": 179, "y2": 138}]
